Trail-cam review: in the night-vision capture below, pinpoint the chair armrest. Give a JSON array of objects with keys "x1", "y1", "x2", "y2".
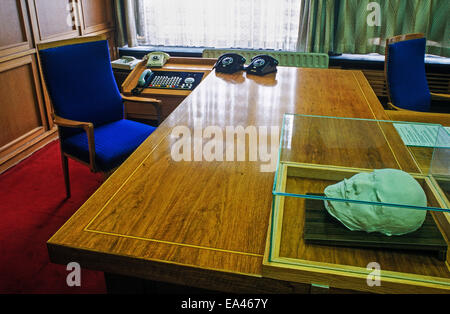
[
  {"x1": 120, "y1": 94, "x2": 163, "y2": 124},
  {"x1": 53, "y1": 114, "x2": 97, "y2": 172},
  {"x1": 386, "y1": 102, "x2": 414, "y2": 111},
  {"x1": 431, "y1": 92, "x2": 450, "y2": 100},
  {"x1": 53, "y1": 114, "x2": 94, "y2": 129},
  {"x1": 121, "y1": 94, "x2": 161, "y2": 104}
]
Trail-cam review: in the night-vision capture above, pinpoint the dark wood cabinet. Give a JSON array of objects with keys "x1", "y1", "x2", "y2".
[
  {"x1": 0, "y1": 0, "x2": 117, "y2": 173},
  {"x1": 79, "y1": 0, "x2": 114, "y2": 35},
  {"x1": 0, "y1": 0, "x2": 33, "y2": 58},
  {"x1": 28, "y1": 0, "x2": 80, "y2": 43}
]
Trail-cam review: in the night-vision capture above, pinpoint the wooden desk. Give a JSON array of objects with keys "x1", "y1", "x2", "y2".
[
  {"x1": 121, "y1": 57, "x2": 216, "y2": 123},
  {"x1": 47, "y1": 67, "x2": 449, "y2": 293}
]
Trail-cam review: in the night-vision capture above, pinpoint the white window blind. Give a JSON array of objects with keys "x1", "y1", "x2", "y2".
[{"x1": 136, "y1": 0, "x2": 302, "y2": 51}]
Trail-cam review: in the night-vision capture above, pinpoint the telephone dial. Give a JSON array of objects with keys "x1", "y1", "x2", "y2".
[
  {"x1": 214, "y1": 53, "x2": 246, "y2": 74},
  {"x1": 145, "y1": 51, "x2": 170, "y2": 68},
  {"x1": 246, "y1": 55, "x2": 278, "y2": 76}
]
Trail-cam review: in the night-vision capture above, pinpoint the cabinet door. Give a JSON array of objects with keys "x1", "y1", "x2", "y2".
[
  {"x1": 79, "y1": 0, "x2": 114, "y2": 35},
  {"x1": 0, "y1": 0, "x2": 33, "y2": 58},
  {"x1": 28, "y1": 0, "x2": 80, "y2": 43},
  {"x1": 0, "y1": 55, "x2": 47, "y2": 155}
]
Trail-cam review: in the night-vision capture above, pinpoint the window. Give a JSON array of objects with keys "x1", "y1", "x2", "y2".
[{"x1": 135, "y1": 0, "x2": 302, "y2": 51}]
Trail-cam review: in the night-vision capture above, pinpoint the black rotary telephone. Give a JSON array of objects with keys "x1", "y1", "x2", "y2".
[
  {"x1": 214, "y1": 53, "x2": 246, "y2": 74},
  {"x1": 246, "y1": 55, "x2": 278, "y2": 76}
]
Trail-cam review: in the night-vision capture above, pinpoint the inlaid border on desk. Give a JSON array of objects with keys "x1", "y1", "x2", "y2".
[
  {"x1": 80, "y1": 116, "x2": 264, "y2": 259},
  {"x1": 48, "y1": 67, "x2": 428, "y2": 290}
]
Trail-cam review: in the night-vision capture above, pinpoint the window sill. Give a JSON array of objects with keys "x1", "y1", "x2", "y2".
[
  {"x1": 330, "y1": 53, "x2": 449, "y2": 65},
  {"x1": 118, "y1": 46, "x2": 450, "y2": 72},
  {"x1": 119, "y1": 45, "x2": 205, "y2": 58},
  {"x1": 330, "y1": 54, "x2": 449, "y2": 73}
]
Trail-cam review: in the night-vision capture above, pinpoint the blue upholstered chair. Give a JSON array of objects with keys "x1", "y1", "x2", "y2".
[
  {"x1": 38, "y1": 36, "x2": 161, "y2": 197},
  {"x1": 384, "y1": 33, "x2": 450, "y2": 112}
]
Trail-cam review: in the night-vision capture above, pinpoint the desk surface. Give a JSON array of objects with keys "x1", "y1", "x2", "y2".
[{"x1": 48, "y1": 67, "x2": 438, "y2": 293}]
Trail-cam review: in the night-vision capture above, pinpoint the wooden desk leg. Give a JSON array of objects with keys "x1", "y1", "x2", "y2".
[
  {"x1": 104, "y1": 272, "x2": 146, "y2": 294},
  {"x1": 61, "y1": 153, "x2": 70, "y2": 198}
]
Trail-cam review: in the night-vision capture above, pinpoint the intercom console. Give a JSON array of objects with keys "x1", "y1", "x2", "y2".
[{"x1": 132, "y1": 70, "x2": 204, "y2": 95}]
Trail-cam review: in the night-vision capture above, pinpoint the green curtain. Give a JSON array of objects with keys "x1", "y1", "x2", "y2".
[
  {"x1": 114, "y1": 0, "x2": 139, "y2": 47},
  {"x1": 114, "y1": 0, "x2": 126, "y2": 47},
  {"x1": 297, "y1": 0, "x2": 337, "y2": 53},
  {"x1": 298, "y1": 0, "x2": 449, "y2": 57}
]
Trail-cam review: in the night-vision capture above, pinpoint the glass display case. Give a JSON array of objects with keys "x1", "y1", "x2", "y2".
[
  {"x1": 263, "y1": 114, "x2": 450, "y2": 293},
  {"x1": 430, "y1": 126, "x2": 450, "y2": 208}
]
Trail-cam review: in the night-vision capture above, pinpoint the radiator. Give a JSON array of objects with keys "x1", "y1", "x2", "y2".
[{"x1": 202, "y1": 49, "x2": 329, "y2": 69}]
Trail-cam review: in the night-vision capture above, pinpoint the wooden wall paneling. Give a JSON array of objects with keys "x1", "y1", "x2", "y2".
[
  {"x1": 0, "y1": 128, "x2": 45, "y2": 162},
  {"x1": 78, "y1": 0, "x2": 114, "y2": 35},
  {"x1": 0, "y1": 127, "x2": 58, "y2": 175},
  {"x1": 28, "y1": 0, "x2": 81, "y2": 44},
  {"x1": 0, "y1": 54, "x2": 50, "y2": 163},
  {"x1": 0, "y1": 55, "x2": 48, "y2": 142},
  {"x1": 0, "y1": 0, "x2": 33, "y2": 58}
]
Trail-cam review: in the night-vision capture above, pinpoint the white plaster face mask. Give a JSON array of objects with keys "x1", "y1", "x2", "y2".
[{"x1": 323, "y1": 169, "x2": 427, "y2": 236}]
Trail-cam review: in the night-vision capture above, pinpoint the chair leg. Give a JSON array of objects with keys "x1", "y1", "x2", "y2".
[{"x1": 61, "y1": 154, "x2": 71, "y2": 198}]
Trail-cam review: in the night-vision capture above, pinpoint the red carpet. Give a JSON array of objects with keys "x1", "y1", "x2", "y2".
[{"x1": 0, "y1": 140, "x2": 107, "y2": 294}]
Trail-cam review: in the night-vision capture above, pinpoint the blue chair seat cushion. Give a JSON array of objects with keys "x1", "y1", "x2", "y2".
[{"x1": 62, "y1": 119, "x2": 156, "y2": 171}]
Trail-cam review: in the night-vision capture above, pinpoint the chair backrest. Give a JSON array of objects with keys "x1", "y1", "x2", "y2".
[
  {"x1": 202, "y1": 49, "x2": 329, "y2": 68},
  {"x1": 384, "y1": 33, "x2": 431, "y2": 112},
  {"x1": 38, "y1": 37, "x2": 123, "y2": 133}
]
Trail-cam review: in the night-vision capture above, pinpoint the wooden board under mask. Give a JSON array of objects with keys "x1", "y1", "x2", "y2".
[{"x1": 304, "y1": 194, "x2": 448, "y2": 261}]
